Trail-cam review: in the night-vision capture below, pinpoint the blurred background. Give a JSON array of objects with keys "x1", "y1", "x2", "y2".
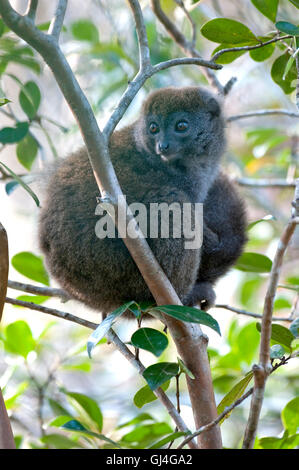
[{"x1": 0, "y1": 0, "x2": 298, "y2": 449}]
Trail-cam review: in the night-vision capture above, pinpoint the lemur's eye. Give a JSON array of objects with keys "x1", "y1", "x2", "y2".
[
  {"x1": 175, "y1": 121, "x2": 189, "y2": 132},
  {"x1": 149, "y1": 122, "x2": 160, "y2": 134}
]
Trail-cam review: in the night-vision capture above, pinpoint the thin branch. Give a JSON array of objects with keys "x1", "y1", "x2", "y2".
[
  {"x1": 0, "y1": 223, "x2": 9, "y2": 322},
  {"x1": 177, "y1": 350, "x2": 299, "y2": 449},
  {"x1": 214, "y1": 304, "x2": 294, "y2": 322},
  {"x1": 236, "y1": 177, "x2": 297, "y2": 188},
  {"x1": 228, "y1": 109, "x2": 299, "y2": 121},
  {"x1": 25, "y1": 0, "x2": 38, "y2": 21},
  {"x1": 127, "y1": 0, "x2": 151, "y2": 69},
  {"x1": 243, "y1": 179, "x2": 299, "y2": 449},
  {"x1": 212, "y1": 35, "x2": 292, "y2": 62},
  {"x1": 153, "y1": 56, "x2": 221, "y2": 73},
  {"x1": 296, "y1": 53, "x2": 299, "y2": 112},
  {"x1": 48, "y1": 0, "x2": 67, "y2": 41},
  {"x1": 150, "y1": 0, "x2": 228, "y2": 95},
  {"x1": 5, "y1": 297, "x2": 99, "y2": 329},
  {"x1": 177, "y1": 388, "x2": 253, "y2": 449},
  {"x1": 174, "y1": 0, "x2": 197, "y2": 48},
  {"x1": 7, "y1": 280, "x2": 68, "y2": 300}
]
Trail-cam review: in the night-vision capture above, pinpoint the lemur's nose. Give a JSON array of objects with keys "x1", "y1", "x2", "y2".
[{"x1": 158, "y1": 142, "x2": 169, "y2": 153}]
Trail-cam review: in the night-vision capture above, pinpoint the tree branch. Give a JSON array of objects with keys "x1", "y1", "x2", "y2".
[
  {"x1": 227, "y1": 109, "x2": 299, "y2": 122},
  {"x1": 7, "y1": 280, "x2": 68, "y2": 300},
  {"x1": 236, "y1": 177, "x2": 297, "y2": 188},
  {"x1": 242, "y1": 179, "x2": 299, "y2": 449},
  {"x1": 0, "y1": 223, "x2": 15, "y2": 449},
  {"x1": 212, "y1": 35, "x2": 292, "y2": 62},
  {"x1": 48, "y1": 0, "x2": 67, "y2": 40},
  {"x1": 150, "y1": 0, "x2": 228, "y2": 95},
  {"x1": 214, "y1": 304, "x2": 294, "y2": 322},
  {"x1": 127, "y1": 0, "x2": 151, "y2": 69},
  {"x1": 25, "y1": 0, "x2": 38, "y2": 21}
]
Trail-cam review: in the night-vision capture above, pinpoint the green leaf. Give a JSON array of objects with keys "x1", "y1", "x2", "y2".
[
  {"x1": 271, "y1": 53, "x2": 297, "y2": 94},
  {"x1": 87, "y1": 301, "x2": 137, "y2": 357},
  {"x1": 121, "y1": 422, "x2": 172, "y2": 445},
  {"x1": 151, "y1": 305, "x2": 221, "y2": 335},
  {"x1": 16, "y1": 295, "x2": 49, "y2": 305},
  {"x1": 16, "y1": 133, "x2": 38, "y2": 170},
  {"x1": 4, "y1": 382, "x2": 28, "y2": 409},
  {"x1": 250, "y1": 42, "x2": 275, "y2": 61},
  {"x1": 133, "y1": 382, "x2": 170, "y2": 408},
  {"x1": 270, "y1": 344, "x2": 286, "y2": 359},
  {"x1": 117, "y1": 413, "x2": 155, "y2": 430},
  {"x1": 71, "y1": 20, "x2": 99, "y2": 43},
  {"x1": 0, "y1": 122, "x2": 29, "y2": 143},
  {"x1": 49, "y1": 415, "x2": 75, "y2": 428},
  {"x1": 143, "y1": 362, "x2": 179, "y2": 391},
  {"x1": 201, "y1": 18, "x2": 257, "y2": 44},
  {"x1": 19, "y1": 81, "x2": 41, "y2": 119},
  {"x1": 41, "y1": 433, "x2": 80, "y2": 449},
  {"x1": 256, "y1": 323, "x2": 295, "y2": 349},
  {"x1": 177, "y1": 357, "x2": 195, "y2": 379},
  {"x1": 235, "y1": 252, "x2": 272, "y2": 273},
  {"x1": 217, "y1": 372, "x2": 253, "y2": 423},
  {"x1": 48, "y1": 398, "x2": 71, "y2": 417},
  {"x1": 273, "y1": 297, "x2": 292, "y2": 310},
  {"x1": 251, "y1": 0, "x2": 278, "y2": 22},
  {"x1": 282, "y1": 397, "x2": 299, "y2": 434},
  {"x1": 148, "y1": 431, "x2": 188, "y2": 449},
  {"x1": 275, "y1": 21, "x2": 299, "y2": 36},
  {"x1": 290, "y1": 318, "x2": 299, "y2": 338},
  {"x1": 247, "y1": 215, "x2": 275, "y2": 231},
  {"x1": 4, "y1": 320, "x2": 36, "y2": 358},
  {"x1": 212, "y1": 43, "x2": 247, "y2": 64},
  {"x1": 64, "y1": 391, "x2": 103, "y2": 432},
  {"x1": 258, "y1": 436, "x2": 285, "y2": 449},
  {"x1": 0, "y1": 97, "x2": 10, "y2": 106},
  {"x1": 62, "y1": 419, "x2": 120, "y2": 447},
  {"x1": 0, "y1": 162, "x2": 40, "y2": 207},
  {"x1": 11, "y1": 252, "x2": 49, "y2": 285},
  {"x1": 131, "y1": 328, "x2": 168, "y2": 357},
  {"x1": 288, "y1": 0, "x2": 299, "y2": 7}
]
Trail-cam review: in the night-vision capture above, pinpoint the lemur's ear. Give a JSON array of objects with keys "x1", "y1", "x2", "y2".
[
  {"x1": 206, "y1": 96, "x2": 221, "y2": 117},
  {"x1": 200, "y1": 90, "x2": 221, "y2": 117}
]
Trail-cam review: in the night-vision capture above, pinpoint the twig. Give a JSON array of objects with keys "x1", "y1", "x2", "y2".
[
  {"x1": 25, "y1": 0, "x2": 38, "y2": 21},
  {"x1": 242, "y1": 179, "x2": 299, "y2": 449},
  {"x1": 128, "y1": 0, "x2": 151, "y2": 69},
  {"x1": 174, "y1": 0, "x2": 197, "y2": 48},
  {"x1": 48, "y1": 0, "x2": 67, "y2": 40},
  {"x1": 0, "y1": 223, "x2": 9, "y2": 322},
  {"x1": 7, "y1": 280, "x2": 68, "y2": 300},
  {"x1": 177, "y1": 388, "x2": 253, "y2": 449},
  {"x1": 214, "y1": 304, "x2": 294, "y2": 322},
  {"x1": 177, "y1": 349, "x2": 299, "y2": 449},
  {"x1": 228, "y1": 109, "x2": 299, "y2": 121},
  {"x1": 236, "y1": 177, "x2": 297, "y2": 188},
  {"x1": 212, "y1": 35, "x2": 292, "y2": 62},
  {"x1": 296, "y1": 53, "x2": 299, "y2": 112},
  {"x1": 150, "y1": 0, "x2": 228, "y2": 95},
  {"x1": 5, "y1": 296, "x2": 99, "y2": 329}
]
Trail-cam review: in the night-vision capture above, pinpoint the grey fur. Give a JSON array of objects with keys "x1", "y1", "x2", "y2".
[{"x1": 38, "y1": 87, "x2": 247, "y2": 315}]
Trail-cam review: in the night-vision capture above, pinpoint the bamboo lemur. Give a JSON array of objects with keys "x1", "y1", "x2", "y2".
[{"x1": 39, "y1": 87, "x2": 247, "y2": 315}]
